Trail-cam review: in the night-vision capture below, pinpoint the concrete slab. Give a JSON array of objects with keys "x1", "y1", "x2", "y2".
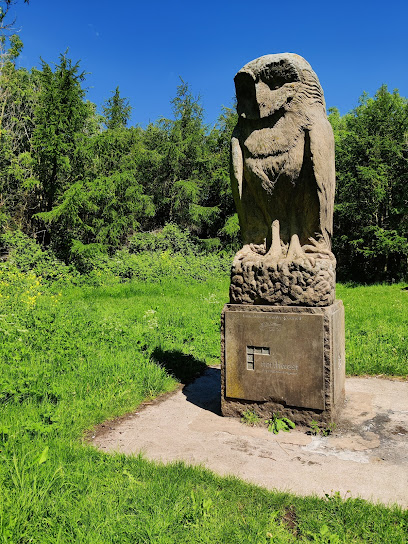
[{"x1": 92, "y1": 368, "x2": 408, "y2": 508}]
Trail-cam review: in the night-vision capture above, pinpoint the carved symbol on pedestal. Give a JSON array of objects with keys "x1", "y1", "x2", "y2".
[{"x1": 246, "y1": 345, "x2": 270, "y2": 370}]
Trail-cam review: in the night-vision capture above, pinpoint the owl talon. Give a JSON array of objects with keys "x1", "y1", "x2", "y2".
[
  {"x1": 266, "y1": 219, "x2": 283, "y2": 261},
  {"x1": 286, "y1": 234, "x2": 304, "y2": 261}
]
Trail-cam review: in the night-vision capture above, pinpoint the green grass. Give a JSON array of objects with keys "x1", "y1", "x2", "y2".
[
  {"x1": 1, "y1": 262, "x2": 407, "y2": 543},
  {"x1": 338, "y1": 283, "x2": 408, "y2": 376}
]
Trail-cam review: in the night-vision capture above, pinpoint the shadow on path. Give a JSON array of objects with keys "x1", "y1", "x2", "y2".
[
  {"x1": 151, "y1": 348, "x2": 221, "y2": 415},
  {"x1": 182, "y1": 367, "x2": 221, "y2": 415}
]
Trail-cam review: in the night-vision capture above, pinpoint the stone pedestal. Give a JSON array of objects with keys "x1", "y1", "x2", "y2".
[{"x1": 221, "y1": 301, "x2": 345, "y2": 426}]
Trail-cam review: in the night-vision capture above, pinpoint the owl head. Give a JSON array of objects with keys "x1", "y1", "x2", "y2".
[{"x1": 234, "y1": 53, "x2": 325, "y2": 120}]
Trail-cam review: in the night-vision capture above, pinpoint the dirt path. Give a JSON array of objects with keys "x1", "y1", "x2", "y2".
[{"x1": 93, "y1": 368, "x2": 408, "y2": 508}]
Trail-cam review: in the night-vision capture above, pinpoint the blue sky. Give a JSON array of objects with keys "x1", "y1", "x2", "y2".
[{"x1": 12, "y1": 0, "x2": 408, "y2": 128}]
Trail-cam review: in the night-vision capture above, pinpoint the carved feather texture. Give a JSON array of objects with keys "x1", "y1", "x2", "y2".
[{"x1": 231, "y1": 53, "x2": 335, "y2": 249}]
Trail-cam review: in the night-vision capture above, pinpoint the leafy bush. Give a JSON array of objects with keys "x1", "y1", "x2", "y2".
[
  {"x1": 0, "y1": 263, "x2": 44, "y2": 309},
  {"x1": 219, "y1": 213, "x2": 241, "y2": 250},
  {"x1": 129, "y1": 223, "x2": 193, "y2": 254},
  {"x1": 79, "y1": 248, "x2": 232, "y2": 285},
  {"x1": 0, "y1": 230, "x2": 76, "y2": 283},
  {"x1": 69, "y1": 239, "x2": 109, "y2": 274},
  {"x1": 196, "y1": 237, "x2": 221, "y2": 253},
  {"x1": 0, "y1": 227, "x2": 233, "y2": 288}
]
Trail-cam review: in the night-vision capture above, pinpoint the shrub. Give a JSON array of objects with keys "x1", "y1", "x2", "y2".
[
  {"x1": 69, "y1": 239, "x2": 109, "y2": 274},
  {"x1": 0, "y1": 230, "x2": 76, "y2": 283},
  {"x1": 129, "y1": 223, "x2": 193, "y2": 254}
]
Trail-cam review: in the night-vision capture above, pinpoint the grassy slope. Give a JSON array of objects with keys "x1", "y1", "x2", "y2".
[{"x1": 0, "y1": 267, "x2": 407, "y2": 543}]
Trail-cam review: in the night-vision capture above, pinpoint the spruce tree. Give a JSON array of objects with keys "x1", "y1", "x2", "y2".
[
  {"x1": 31, "y1": 53, "x2": 89, "y2": 249},
  {"x1": 103, "y1": 86, "x2": 131, "y2": 130}
]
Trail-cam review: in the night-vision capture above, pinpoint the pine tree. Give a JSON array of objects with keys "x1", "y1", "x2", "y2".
[
  {"x1": 31, "y1": 53, "x2": 90, "y2": 249},
  {"x1": 103, "y1": 86, "x2": 131, "y2": 130}
]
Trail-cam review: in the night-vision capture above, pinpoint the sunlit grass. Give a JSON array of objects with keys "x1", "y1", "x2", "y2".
[
  {"x1": 1, "y1": 264, "x2": 407, "y2": 542},
  {"x1": 338, "y1": 283, "x2": 408, "y2": 377}
]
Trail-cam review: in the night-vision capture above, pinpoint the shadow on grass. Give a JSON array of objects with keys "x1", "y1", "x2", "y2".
[{"x1": 151, "y1": 347, "x2": 207, "y2": 384}]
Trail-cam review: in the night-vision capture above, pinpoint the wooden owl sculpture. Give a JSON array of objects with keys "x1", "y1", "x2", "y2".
[{"x1": 230, "y1": 53, "x2": 336, "y2": 306}]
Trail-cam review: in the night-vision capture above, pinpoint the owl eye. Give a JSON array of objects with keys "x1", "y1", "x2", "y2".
[
  {"x1": 235, "y1": 72, "x2": 255, "y2": 98},
  {"x1": 234, "y1": 71, "x2": 258, "y2": 118},
  {"x1": 261, "y1": 62, "x2": 300, "y2": 90}
]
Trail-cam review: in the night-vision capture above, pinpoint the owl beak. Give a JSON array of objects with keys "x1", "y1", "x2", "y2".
[
  {"x1": 255, "y1": 82, "x2": 280, "y2": 119},
  {"x1": 257, "y1": 83, "x2": 299, "y2": 118}
]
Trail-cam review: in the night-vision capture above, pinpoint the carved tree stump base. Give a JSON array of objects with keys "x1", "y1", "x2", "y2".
[{"x1": 230, "y1": 247, "x2": 336, "y2": 307}]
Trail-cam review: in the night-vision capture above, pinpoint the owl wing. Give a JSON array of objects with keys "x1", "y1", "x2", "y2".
[
  {"x1": 231, "y1": 131, "x2": 273, "y2": 245},
  {"x1": 308, "y1": 117, "x2": 336, "y2": 248},
  {"x1": 230, "y1": 134, "x2": 243, "y2": 201},
  {"x1": 230, "y1": 133, "x2": 246, "y2": 234}
]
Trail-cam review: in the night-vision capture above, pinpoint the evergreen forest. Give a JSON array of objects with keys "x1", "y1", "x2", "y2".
[{"x1": 0, "y1": 3, "x2": 407, "y2": 283}]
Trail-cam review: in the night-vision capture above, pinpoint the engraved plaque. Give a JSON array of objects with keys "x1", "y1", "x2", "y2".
[{"x1": 225, "y1": 311, "x2": 325, "y2": 410}]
